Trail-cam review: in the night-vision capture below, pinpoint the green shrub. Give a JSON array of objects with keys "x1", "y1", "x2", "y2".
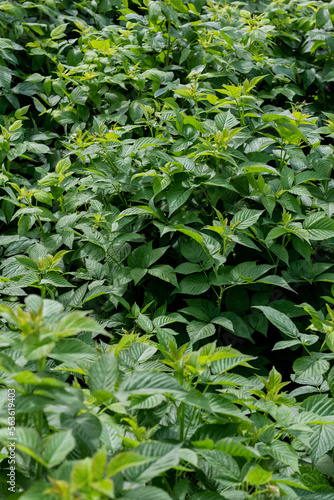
[{"x1": 0, "y1": 0, "x2": 334, "y2": 498}]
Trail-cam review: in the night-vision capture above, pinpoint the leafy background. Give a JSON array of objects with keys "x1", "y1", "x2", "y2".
[{"x1": 1, "y1": 0, "x2": 334, "y2": 498}]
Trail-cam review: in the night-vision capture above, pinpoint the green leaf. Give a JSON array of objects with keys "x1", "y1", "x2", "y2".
[
  {"x1": 177, "y1": 274, "x2": 210, "y2": 295},
  {"x1": 211, "y1": 353, "x2": 255, "y2": 374},
  {"x1": 0, "y1": 66, "x2": 12, "y2": 90},
  {"x1": 215, "y1": 110, "x2": 239, "y2": 131},
  {"x1": 186, "y1": 321, "x2": 215, "y2": 343},
  {"x1": 254, "y1": 306, "x2": 300, "y2": 338},
  {"x1": 266, "y1": 226, "x2": 286, "y2": 241},
  {"x1": 216, "y1": 438, "x2": 260, "y2": 459},
  {"x1": 166, "y1": 185, "x2": 193, "y2": 215},
  {"x1": 40, "y1": 272, "x2": 74, "y2": 287},
  {"x1": 117, "y1": 206, "x2": 162, "y2": 220},
  {"x1": 128, "y1": 242, "x2": 169, "y2": 269},
  {"x1": 61, "y1": 412, "x2": 102, "y2": 447},
  {"x1": 34, "y1": 190, "x2": 53, "y2": 205},
  {"x1": 272, "y1": 339, "x2": 302, "y2": 350},
  {"x1": 174, "y1": 225, "x2": 204, "y2": 245},
  {"x1": 69, "y1": 283, "x2": 88, "y2": 307},
  {"x1": 56, "y1": 311, "x2": 107, "y2": 337},
  {"x1": 15, "y1": 256, "x2": 39, "y2": 271},
  {"x1": 92, "y1": 478, "x2": 115, "y2": 498},
  {"x1": 256, "y1": 275, "x2": 295, "y2": 292},
  {"x1": 316, "y1": 7, "x2": 330, "y2": 28},
  {"x1": 123, "y1": 487, "x2": 172, "y2": 500},
  {"x1": 70, "y1": 86, "x2": 88, "y2": 105},
  {"x1": 247, "y1": 466, "x2": 272, "y2": 486},
  {"x1": 0, "y1": 427, "x2": 47, "y2": 466},
  {"x1": 16, "y1": 482, "x2": 51, "y2": 500},
  {"x1": 231, "y1": 209, "x2": 263, "y2": 230},
  {"x1": 55, "y1": 157, "x2": 71, "y2": 174},
  {"x1": 262, "y1": 111, "x2": 293, "y2": 123},
  {"x1": 200, "y1": 449, "x2": 241, "y2": 483},
  {"x1": 148, "y1": 265, "x2": 178, "y2": 287},
  {"x1": 245, "y1": 137, "x2": 276, "y2": 153},
  {"x1": 48, "y1": 339, "x2": 96, "y2": 362},
  {"x1": 309, "y1": 424, "x2": 334, "y2": 462},
  {"x1": 270, "y1": 244, "x2": 289, "y2": 265},
  {"x1": 243, "y1": 162, "x2": 279, "y2": 175},
  {"x1": 107, "y1": 452, "x2": 154, "y2": 477},
  {"x1": 43, "y1": 430, "x2": 75, "y2": 468},
  {"x1": 281, "y1": 166, "x2": 294, "y2": 189},
  {"x1": 13, "y1": 207, "x2": 57, "y2": 221},
  {"x1": 50, "y1": 23, "x2": 68, "y2": 39},
  {"x1": 293, "y1": 356, "x2": 330, "y2": 379},
  {"x1": 127, "y1": 447, "x2": 181, "y2": 482},
  {"x1": 88, "y1": 353, "x2": 118, "y2": 398},
  {"x1": 328, "y1": 366, "x2": 334, "y2": 397},
  {"x1": 299, "y1": 465, "x2": 331, "y2": 490},
  {"x1": 120, "y1": 371, "x2": 186, "y2": 395},
  {"x1": 130, "y1": 268, "x2": 147, "y2": 285},
  {"x1": 304, "y1": 214, "x2": 334, "y2": 240},
  {"x1": 268, "y1": 441, "x2": 299, "y2": 471},
  {"x1": 137, "y1": 313, "x2": 154, "y2": 333}
]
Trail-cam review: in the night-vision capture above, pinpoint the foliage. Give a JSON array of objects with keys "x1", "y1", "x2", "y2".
[{"x1": 0, "y1": 0, "x2": 334, "y2": 498}]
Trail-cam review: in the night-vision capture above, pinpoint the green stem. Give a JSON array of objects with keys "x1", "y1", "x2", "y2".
[
  {"x1": 35, "y1": 215, "x2": 45, "y2": 239},
  {"x1": 303, "y1": 344, "x2": 313, "y2": 357},
  {"x1": 58, "y1": 195, "x2": 65, "y2": 213},
  {"x1": 165, "y1": 20, "x2": 171, "y2": 66},
  {"x1": 184, "y1": 406, "x2": 197, "y2": 440},
  {"x1": 217, "y1": 285, "x2": 224, "y2": 310},
  {"x1": 163, "y1": 476, "x2": 173, "y2": 495},
  {"x1": 179, "y1": 402, "x2": 186, "y2": 441},
  {"x1": 280, "y1": 148, "x2": 287, "y2": 169}
]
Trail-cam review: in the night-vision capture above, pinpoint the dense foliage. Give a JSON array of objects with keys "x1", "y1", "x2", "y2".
[{"x1": 1, "y1": 0, "x2": 334, "y2": 498}]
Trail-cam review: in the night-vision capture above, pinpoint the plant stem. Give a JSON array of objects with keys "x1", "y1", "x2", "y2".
[{"x1": 179, "y1": 402, "x2": 185, "y2": 441}]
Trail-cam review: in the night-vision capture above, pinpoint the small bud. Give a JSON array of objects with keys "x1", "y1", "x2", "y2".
[{"x1": 267, "y1": 484, "x2": 280, "y2": 497}]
